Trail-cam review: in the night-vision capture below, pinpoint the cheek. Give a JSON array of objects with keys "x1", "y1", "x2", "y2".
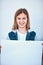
[
  {"x1": 25, "y1": 19, "x2": 27, "y2": 24},
  {"x1": 16, "y1": 19, "x2": 19, "y2": 24}
]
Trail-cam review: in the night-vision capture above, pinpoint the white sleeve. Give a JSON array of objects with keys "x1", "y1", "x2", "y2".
[
  {"x1": 6, "y1": 35, "x2": 10, "y2": 40},
  {"x1": 35, "y1": 35, "x2": 38, "y2": 41}
]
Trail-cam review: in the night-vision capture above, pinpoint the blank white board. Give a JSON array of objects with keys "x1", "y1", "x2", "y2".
[{"x1": 1, "y1": 40, "x2": 42, "y2": 65}]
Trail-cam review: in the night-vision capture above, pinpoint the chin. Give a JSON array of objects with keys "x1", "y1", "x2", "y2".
[{"x1": 19, "y1": 25, "x2": 26, "y2": 28}]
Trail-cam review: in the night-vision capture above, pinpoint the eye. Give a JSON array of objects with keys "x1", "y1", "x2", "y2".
[
  {"x1": 23, "y1": 17, "x2": 26, "y2": 20},
  {"x1": 18, "y1": 17, "x2": 21, "y2": 20}
]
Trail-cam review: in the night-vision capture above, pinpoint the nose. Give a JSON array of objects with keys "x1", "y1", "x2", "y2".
[{"x1": 20, "y1": 19, "x2": 23, "y2": 22}]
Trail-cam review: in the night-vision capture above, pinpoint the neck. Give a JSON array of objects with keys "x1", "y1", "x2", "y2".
[{"x1": 18, "y1": 27, "x2": 27, "y2": 34}]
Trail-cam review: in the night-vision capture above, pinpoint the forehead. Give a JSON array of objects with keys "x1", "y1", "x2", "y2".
[{"x1": 17, "y1": 13, "x2": 27, "y2": 17}]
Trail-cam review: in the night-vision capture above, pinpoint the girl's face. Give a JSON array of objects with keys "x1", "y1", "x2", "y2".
[{"x1": 16, "y1": 13, "x2": 27, "y2": 28}]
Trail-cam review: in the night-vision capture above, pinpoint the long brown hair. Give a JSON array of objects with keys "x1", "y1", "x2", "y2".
[{"x1": 12, "y1": 8, "x2": 30, "y2": 31}]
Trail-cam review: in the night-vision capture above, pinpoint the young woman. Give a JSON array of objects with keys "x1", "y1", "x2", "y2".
[{"x1": 8, "y1": 8, "x2": 36, "y2": 40}]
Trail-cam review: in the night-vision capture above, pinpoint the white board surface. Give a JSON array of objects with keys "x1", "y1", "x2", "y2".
[{"x1": 1, "y1": 40, "x2": 42, "y2": 65}]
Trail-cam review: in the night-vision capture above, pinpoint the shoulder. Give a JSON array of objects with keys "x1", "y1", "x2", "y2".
[
  {"x1": 8, "y1": 30, "x2": 17, "y2": 35},
  {"x1": 30, "y1": 31, "x2": 36, "y2": 36},
  {"x1": 28, "y1": 29, "x2": 36, "y2": 35},
  {"x1": 27, "y1": 30, "x2": 36, "y2": 40},
  {"x1": 8, "y1": 30, "x2": 17, "y2": 40}
]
